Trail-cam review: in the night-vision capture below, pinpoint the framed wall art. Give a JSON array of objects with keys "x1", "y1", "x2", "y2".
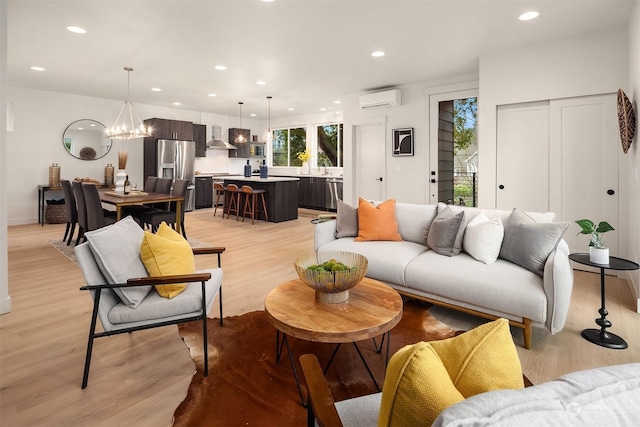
[{"x1": 392, "y1": 128, "x2": 414, "y2": 156}]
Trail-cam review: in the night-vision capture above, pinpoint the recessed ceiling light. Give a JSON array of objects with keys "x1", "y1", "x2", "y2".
[
  {"x1": 250, "y1": 113, "x2": 256, "y2": 117},
  {"x1": 320, "y1": 108, "x2": 327, "y2": 111},
  {"x1": 214, "y1": 65, "x2": 227, "y2": 71},
  {"x1": 334, "y1": 100, "x2": 341, "y2": 104},
  {"x1": 173, "y1": 102, "x2": 182, "y2": 106},
  {"x1": 90, "y1": 123, "x2": 96, "y2": 127},
  {"x1": 208, "y1": 93, "x2": 217, "y2": 97},
  {"x1": 519, "y1": 11, "x2": 539, "y2": 21},
  {"x1": 66, "y1": 25, "x2": 87, "y2": 34},
  {"x1": 371, "y1": 51, "x2": 385, "y2": 58},
  {"x1": 288, "y1": 108, "x2": 295, "y2": 111},
  {"x1": 151, "y1": 87, "x2": 162, "y2": 92},
  {"x1": 262, "y1": 0, "x2": 274, "y2": 2},
  {"x1": 78, "y1": 127, "x2": 84, "y2": 130},
  {"x1": 256, "y1": 81, "x2": 266, "y2": 85},
  {"x1": 30, "y1": 66, "x2": 45, "y2": 71}
]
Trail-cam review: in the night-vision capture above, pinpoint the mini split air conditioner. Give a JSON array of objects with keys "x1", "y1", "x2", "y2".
[{"x1": 359, "y1": 89, "x2": 401, "y2": 109}]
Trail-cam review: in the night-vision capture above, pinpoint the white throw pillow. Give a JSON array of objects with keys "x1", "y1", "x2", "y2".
[{"x1": 462, "y1": 213, "x2": 504, "y2": 264}]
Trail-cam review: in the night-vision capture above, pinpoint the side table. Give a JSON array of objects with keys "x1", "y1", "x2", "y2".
[{"x1": 568, "y1": 253, "x2": 639, "y2": 349}]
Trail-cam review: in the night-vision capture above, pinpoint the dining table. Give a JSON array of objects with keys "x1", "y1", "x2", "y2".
[{"x1": 99, "y1": 189, "x2": 185, "y2": 234}]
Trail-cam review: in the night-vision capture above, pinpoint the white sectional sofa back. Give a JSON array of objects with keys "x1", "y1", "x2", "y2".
[{"x1": 314, "y1": 201, "x2": 574, "y2": 349}]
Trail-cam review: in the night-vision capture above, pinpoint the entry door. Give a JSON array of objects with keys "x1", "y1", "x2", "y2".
[
  {"x1": 496, "y1": 101, "x2": 550, "y2": 211},
  {"x1": 354, "y1": 121, "x2": 385, "y2": 201},
  {"x1": 549, "y1": 94, "x2": 619, "y2": 257}
]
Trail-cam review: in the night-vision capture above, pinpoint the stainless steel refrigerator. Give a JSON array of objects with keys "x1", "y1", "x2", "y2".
[{"x1": 156, "y1": 139, "x2": 196, "y2": 211}]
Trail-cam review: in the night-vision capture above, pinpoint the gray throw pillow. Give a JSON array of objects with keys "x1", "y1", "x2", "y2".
[
  {"x1": 499, "y1": 208, "x2": 570, "y2": 277},
  {"x1": 437, "y1": 202, "x2": 468, "y2": 255},
  {"x1": 84, "y1": 216, "x2": 152, "y2": 308},
  {"x1": 427, "y1": 207, "x2": 465, "y2": 257},
  {"x1": 335, "y1": 199, "x2": 358, "y2": 238}
]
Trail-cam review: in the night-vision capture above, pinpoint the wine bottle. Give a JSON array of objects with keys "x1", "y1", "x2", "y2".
[{"x1": 124, "y1": 175, "x2": 131, "y2": 195}]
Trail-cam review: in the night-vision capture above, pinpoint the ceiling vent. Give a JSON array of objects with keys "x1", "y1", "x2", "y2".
[{"x1": 359, "y1": 89, "x2": 401, "y2": 109}]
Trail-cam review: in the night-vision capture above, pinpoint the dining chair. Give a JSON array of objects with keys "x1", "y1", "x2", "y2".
[
  {"x1": 126, "y1": 176, "x2": 160, "y2": 224},
  {"x1": 82, "y1": 183, "x2": 116, "y2": 232},
  {"x1": 139, "y1": 179, "x2": 189, "y2": 238},
  {"x1": 61, "y1": 180, "x2": 78, "y2": 246},
  {"x1": 72, "y1": 181, "x2": 89, "y2": 245}
]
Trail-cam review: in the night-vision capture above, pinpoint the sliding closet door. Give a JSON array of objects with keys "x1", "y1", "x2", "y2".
[
  {"x1": 496, "y1": 101, "x2": 550, "y2": 212},
  {"x1": 549, "y1": 94, "x2": 619, "y2": 256}
]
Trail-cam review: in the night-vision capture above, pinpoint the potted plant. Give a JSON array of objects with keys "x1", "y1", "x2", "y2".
[{"x1": 575, "y1": 219, "x2": 615, "y2": 264}]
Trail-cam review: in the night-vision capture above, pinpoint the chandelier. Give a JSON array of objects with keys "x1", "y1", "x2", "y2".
[
  {"x1": 235, "y1": 101, "x2": 247, "y2": 143},
  {"x1": 106, "y1": 67, "x2": 152, "y2": 139}
]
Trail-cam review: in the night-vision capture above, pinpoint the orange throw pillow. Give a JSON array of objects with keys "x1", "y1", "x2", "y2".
[{"x1": 355, "y1": 198, "x2": 403, "y2": 242}]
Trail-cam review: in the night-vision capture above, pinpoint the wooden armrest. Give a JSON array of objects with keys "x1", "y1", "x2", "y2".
[
  {"x1": 192, "y1": 246, "x2": 226, "y2": 255},
  {"x1": 523, "y1": 374, "x2": 534, "y2": 387},
  {"x1": 127, "y1": 272, "x2": 212, "y2": 286},
  {"x1": 299, "y1": 354, "x2": 343, "y2": 427}
]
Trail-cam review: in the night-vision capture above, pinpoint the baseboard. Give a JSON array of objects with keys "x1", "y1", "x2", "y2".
[{"x1": 0, "y1": 295, "x2": 11, "y2": 315}]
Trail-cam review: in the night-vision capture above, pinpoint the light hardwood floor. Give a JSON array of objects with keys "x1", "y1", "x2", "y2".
[{"x1": 2, "y1": 208, "x2": 639, "y2": 426}]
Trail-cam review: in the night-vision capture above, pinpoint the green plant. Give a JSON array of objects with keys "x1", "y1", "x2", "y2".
[{"x1": 575, "y1": 219, "x2": 615, "y2": 249}]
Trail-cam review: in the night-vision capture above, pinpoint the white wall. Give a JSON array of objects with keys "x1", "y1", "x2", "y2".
[
  {"x1": 626, "y1": 0, "x2": 640, "y2": 311},
  {"x1": 1, "y1": 0, "x2": 10, "y2": 314}
]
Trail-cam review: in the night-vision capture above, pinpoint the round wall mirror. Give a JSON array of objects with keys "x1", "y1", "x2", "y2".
[{"x1": 62, "y1": 119, "x2": 112, "y2": 160}]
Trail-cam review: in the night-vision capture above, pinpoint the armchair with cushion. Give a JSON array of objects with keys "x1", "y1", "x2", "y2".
[
  {"x1": 301, "y1": 318, "x2": 640, "y2": 426},
  {"x1": 75, "y1": 216, "x2": 225, "y2": 388}
]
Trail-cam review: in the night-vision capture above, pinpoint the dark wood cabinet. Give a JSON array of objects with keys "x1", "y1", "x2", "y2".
[
  {"x1": 298, "y1": 176, "x2": 326, "y2": 210},
  {"x1": 195, "y1": 176, "x2": 213, "y2": 209},
  {"x1": 193, "y1": 124, "x2": 206, "y2": 157},
  {"x1": 145, "y1": 118, "x2": 193, "y2": 141}
]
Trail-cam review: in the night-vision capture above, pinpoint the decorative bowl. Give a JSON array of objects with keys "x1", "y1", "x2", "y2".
[{"x1": 294, "y1": 251, "x2": 368, "y2": 303}]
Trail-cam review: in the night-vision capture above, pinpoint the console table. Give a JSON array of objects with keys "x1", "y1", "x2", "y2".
[
  {"x1": 37, "y1": 185, "x2": 62, "y2": 226},
  {"x1": 568, "y1": 253, "x2": 639, "y2": 349}
]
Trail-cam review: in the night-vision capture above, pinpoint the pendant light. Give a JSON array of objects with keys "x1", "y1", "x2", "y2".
[
  {"x1": 235, "y1": 102, "x2": 247, "y2": 143},
  {"x1": 106, "y1": 67, "x2": 152, "y2": 139},
  {"x1": 266, "y1": 96, "x2": 273, "y2": 143}
]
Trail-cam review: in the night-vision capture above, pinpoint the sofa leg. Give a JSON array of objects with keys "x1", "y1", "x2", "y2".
[{"x1": 523, "y1": 318, "x2": 532, "y2": 349}]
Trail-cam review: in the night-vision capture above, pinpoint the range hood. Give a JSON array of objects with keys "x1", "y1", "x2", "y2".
[{"x1": 206, "y1": 126, "x2": 237, "y2": 150}]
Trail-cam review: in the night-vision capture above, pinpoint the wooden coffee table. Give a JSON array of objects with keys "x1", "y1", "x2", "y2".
[{"x1": 264, "y1": 277, "x2": 403, "y2": 406}]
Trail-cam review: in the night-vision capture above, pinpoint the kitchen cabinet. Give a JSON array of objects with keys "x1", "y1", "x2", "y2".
[
  {"x1": 144, "y1": 118, "x2": 193, "y2": 141},
  {"x1": 227, "y1": 128, "x2": 251, "y2": 158},
  {"x1": 298, "y1": 176, "x2": 326, "y2": 210},
  {"x1": 195, "y1": 176, "x2": 213, "y2": 209},
  {"x1": 193, "y1": 124, "x2": 206, "y2": 157}
]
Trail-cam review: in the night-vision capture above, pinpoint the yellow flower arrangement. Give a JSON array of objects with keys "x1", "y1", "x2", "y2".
[{"x1": 297, "y1": 149, "x2": 311, "y2": 163}]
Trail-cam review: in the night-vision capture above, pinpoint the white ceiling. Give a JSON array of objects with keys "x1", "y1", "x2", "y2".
[{"x1": 7, "y1": 0, "x2": 635, "y2": 119}]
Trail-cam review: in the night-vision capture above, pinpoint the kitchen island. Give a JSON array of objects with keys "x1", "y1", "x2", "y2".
[{"x1": 223, "y1": 176, "x2": 300, "y2": 223}]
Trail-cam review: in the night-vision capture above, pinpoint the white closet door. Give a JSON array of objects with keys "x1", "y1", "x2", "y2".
[
  {"x1": 496, "y1": 101, "x2": 550, "y2": 212},
  {"x1": 549, "y1": 94, "x2": 619, "y2": 256},
  {"x1": 354, "y1": 121, "x2": 385, "y2": 201}
]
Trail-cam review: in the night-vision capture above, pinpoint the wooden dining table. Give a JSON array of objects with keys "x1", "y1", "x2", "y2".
[{"x1": 99, "y1": 189, "x2": 185, "y2": 233}]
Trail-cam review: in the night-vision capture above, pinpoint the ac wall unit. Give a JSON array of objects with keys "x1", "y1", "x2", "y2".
[{"x1": 359, "y1": 89, "x2": 401, "y2": 109}]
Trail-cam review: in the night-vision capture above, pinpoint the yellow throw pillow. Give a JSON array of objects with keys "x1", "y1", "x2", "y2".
[
  {"x1": 378, "y1": 342, "x2": 464, "y2": 427},
  {"x1": 355, "y1": 198, "x2": 402, "y2": 242},
  {"x1": 429, "y1": 318, "x2": 524, "y2": 397},
  {"x1": 378, "y1": 318, "x2": 523, "y2": 427},
  {"x1": 140, "y1": 222, "x2": 195, "y2": 298}
]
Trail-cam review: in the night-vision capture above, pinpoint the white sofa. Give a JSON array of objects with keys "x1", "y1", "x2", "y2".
[{"x1": 314, "y1": 202, "x2": 574, "y2": 349}]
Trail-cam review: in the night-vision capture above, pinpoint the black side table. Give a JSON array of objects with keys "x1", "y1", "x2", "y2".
[{"x1": 569, "y1": 253, "x2": 639, "y2": 350}]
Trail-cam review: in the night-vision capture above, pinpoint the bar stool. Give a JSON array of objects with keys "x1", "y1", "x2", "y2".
[
  {"x1": 241, "y1": 185, "x2": 269, "y2": 224},
  {"x1": 213, "y1": 182, "x2": 226, "y2": 218},
  {"x1": 225, "y1": 184, "x2": 242, "y2": 221}
]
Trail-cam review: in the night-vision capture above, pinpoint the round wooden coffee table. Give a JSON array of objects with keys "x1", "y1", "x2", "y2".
[{"x1": 264, "y1": 277, "x2": 403, "y2": 405}]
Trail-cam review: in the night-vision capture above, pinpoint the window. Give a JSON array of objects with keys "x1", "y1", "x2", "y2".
[
  {"x1": 317, "y1": 123, "x2": 343, "y2": 167},
  {"x1": 272, "y1": 127, "x2": 307, "y2": 167}
]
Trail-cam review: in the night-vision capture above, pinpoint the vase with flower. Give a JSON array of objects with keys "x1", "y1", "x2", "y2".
[
  {"x1": 115, "y1": 150, "x2": 128, "y2": 194},
  {"x1": 297, "y1": 149, "x2": 311, "y2": 175}
]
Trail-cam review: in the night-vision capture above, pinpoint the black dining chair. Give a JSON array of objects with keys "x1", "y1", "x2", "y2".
[
  {"x1": 61, "y1": 180, "x2": 78, "y2": 246},
  {"x1": 139, "y1": 179, "x2": 189, "y2": 238},
  {"x1": 72, "y1": 181, "x2": 88, "y2": 245},
  {"x1": 82, "y1": 183, "x2": 116, "y2": 232},
  {"x1": 126, "y1": 176, "x2": 160, "y2": 225}
]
